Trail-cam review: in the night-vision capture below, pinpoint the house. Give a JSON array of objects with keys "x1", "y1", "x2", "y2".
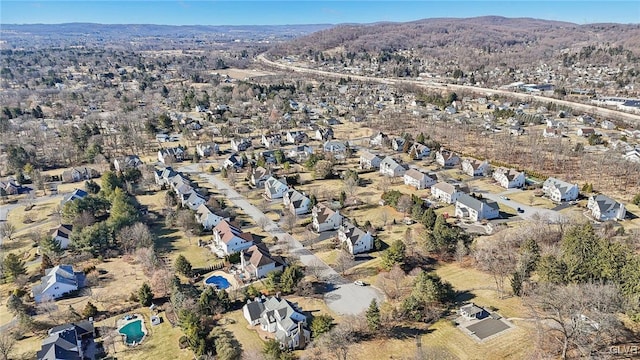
[
  {"x1": 587, "y1": 194, "x2": 626, "y2": 221},
  {"x1": 286, "y1": 145, "x2": 314, "y2": 161},
  {"x1": 182, "y1": 191, "x2": 207, "y2": 210},
  {"x1": 461, "y1": 159, "x2": 490, "y2": 177},
  {"x1": 359, "y1": 151, "x2": 382, "y2": 170},
  {"x1": 250, "y1": 166, "x2": 270, "y2": 188},
  {"x1": 403, "y1": 169, "x2": 436, "y2": 189},
  {"x1": 460, "y1": 303, "x2": 488, "y2": 320},
  {"x1": 156, "y1": 134, "x2": 169, "y2": 142},
  {"x1": 262, "y1": 134, "x2": 283, "y2": 149},
  {"x1": 32, "y1": 265, "x2": 84, "y2": 303},
  {"x1": 37, "y1": 320, "x2": 95, "y2": 360},
  {"x1": 542, "y1": 177, "x2": 579, "y2": 202},
  {"x1": 543, "y1": 127, "x2": 563, "y2": 138},
  {"x1": 240, "y1": 244, "x2": 285, "y2": 279},
  {"x1": 323, "y1": 140, "x2": 347, "y2": 154},
  {"x1": 379, "y1": 157, "x2": 407, "y2": 177},
  {"x1": 1, "y1": 179, "x2": 20, "y2": 195},
  {"x1": 60, "y1": 188, "x2": 88, "y2": 206},
  {"x1": 409, "y1": 142, "x2": 431, "y2": 159},
  {"x1": 265, "y1": 176, "x2": 289, "y2": 200},
  {"x1": 493, "y1": 168, "x2": 526, "y2": 189},
  {"x1": 435, "y1": 149, "x2": 460, "y2": 167},
  {"x1": 114, "y1": 155, "x2": 143, "y2": 173},
  {"x1": 61, "y1": 167, "x2": 99, "y2": 183},
  {"x1": 623, "y1": 148, "x2": 640, "y2": 163},
  {"x1": 231, "y1": 138, "x2": 252, "y2": 152},
  {"x1": 212, "y1": 220, "x2": 254, "y2": 255},
  {"x1": 195, "y1": 204, "x2": 226, "y2": 230},
  {"x1": 601, "y1": 120, "x2": 616, "y2": 130},
  {"x1": 338, "y1": 221, "x2": 374, "y2": 255},
  {"x1": 510, "y1": 126, "x2": 525, "y2": 136},
  {"x1": 196, "y1": 143, "x2": 219, "y2": 157},
  {"x1": 370, "y1": 131, "x2": 388, "y2": 146},
  {"x1": 243, "y1": 296, "x2": 310, "y2": 350},
  {"x1": 223, "y1": 153, "x2": 244, "y2": 170},
  {"x1": 577, "y1": 115, "x2": 596, "y2": 125},
  {"x1": 283, "y1": 189, "x2": 311, "y2": 215},
  {"x1": 157, "y1": 147, "x2": 185, "y2": 164},
  {"x1": 311, "y1": 203, "x2": 343, "y2": 232},
  {"x1": 154, "y1": 167, "x2": 177, "y2": 186},
  {"x1": 391, "y1": 137, "x2": 406, "y2": 152},
  {"x1": 315, "y1": 127, "x2": 333, "y2": 141},
  {"x1": 431, "y1": 182, "x2": 462, "y2": 204},
  {"x1": 455, "y1": 193, "x2": 500, "y2": 222},
  {"x1": 286, "y1": 131, "x2": 308, "y2": 144},
  {"x1": 577, "y1": 128, "x2": 596, "y2": 137},
  {"x1": 50, "y1": 224, "x2": 73, "y2": 250}
]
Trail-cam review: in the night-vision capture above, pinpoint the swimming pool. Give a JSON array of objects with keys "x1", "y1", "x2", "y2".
[
  {"x1": 204, "y1": 275, "x2": 231, "y2": 289},
  {"x1": 119, "y1": 319, "x2": 146, "y2": 345}
]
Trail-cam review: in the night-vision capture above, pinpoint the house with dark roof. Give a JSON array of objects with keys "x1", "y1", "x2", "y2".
[
  {"x1": 380, "y1": 156, "x2": 408, "y2": 177},
  {"x1": 32, "y1": 265, "x2": 84, "y2": 303},
  {"x1": 181, "y1": 191, "x2": 207, "y2": 211},
  {"x1": 37, "y1": 320, "x2": 95, "y2": 360},
  {"x1": 60, "y1": 189, "x2": 88, "y2": 206},
  {"x1": 264, "y1": 176, "x2": 289, "y2": 200},
  {"x1": 223, "y1": 153, "x2": 244, "y2": 170},
  {"x1": 242, "y1": 296, "x2": 310, "y2": 350},
  {"x1": 454, "y1": 193, "x2": 500, "y2": 222},
  {"x1": 436, "y1": 149, "x2": 460, "y2": 167},
  {"x1": 408, "y1": 142, "x2": 431, "y2": 160},
  {"x1": 431, "y1": 182, "x2": 463, "y2": 204},
  {"x1": 231, "y1": 138, "x2": 252, "y2": 152},
  {"x1": 195, "y1": 204, "x2": 227, "y2": 230},
  {"x1": 250, "y1": 166, "x2": 271, "y2": 188},
  {"x1": 50, "y1": 224, "x2": 73, "y2": 250},
  {"x1": 196, "y1": 143, "x2": 219, "y2": 157},
  {"x1": 154, "y1": 167, "x2": 177, "y2": 186},
  {"x1": 359, "y1": 151, "x2": 382, "y2": 170},
  {"x1": 311, "y1": 203, "x2": 343, "y2": 233},
  {"x1": 286, "y1": 145, "x2": 314, "y2": 161},
  {"x1": 390, "y1": 137, "x2": 406, "y2": 152},
  {"x1": 283, "y1": 189, "x2": 311, "y2": 215},
  {"x1": 461, "y1": 159, "x2": 490, "y2": 177},
  {"x1": 587, "y1": 194, "x2": 626, "y2": 221},
  {"x1": 323, "y1": 140, "x2": 347, "y2": 154},
  {"x1": 577, "y1": 127, "x2": 596, "y2": 137},
  {"x1": 542, "y1": 177, "x2": 578, "y2": 203},
  {"x1": 240, "y1": 244, "x2": 285, "y2": 279},
  {"x1": 315, "y1": 127, "x2": 334, "y2": 141},
  {"x1": 212, "y1": 220, "x2": 254, "y2": 256},
  {"x1": 262, "y1": 134, "x2": 283, "y2": 149},
  {"x1": 286, "y1": 131, "x2": 308, "y2": 144},
  {"x1": 460, "y1": 303, "x2": 488, "y2": 320},
  {"x1": 338, "y1": 221, "x2": 374, "y2": 255},
  {"x1": 61, "y1": 167, "x2": 99, "y2": 183},
  {"x1": 370, "y1": 131, "x2": 388, "y2": 146},
  {"x1": 157, "y1": 147, "x2": 185, "y2": 164},
  {"x1": 493, "y1": 168, "x2": 525, "y2": 189},
  {"x1": 114, "y1": 155, "x2": 143, "y2": 173}
]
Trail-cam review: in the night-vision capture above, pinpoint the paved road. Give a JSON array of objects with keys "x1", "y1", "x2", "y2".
[
  {"x1": 257, "y1": 55, "x2": 640, "y2": 124},
  {"x1": 474, "y1": 188, "x2": 566, "y2": 222},
  {"x1": 178, "y1": 164, "x2": 383, "y2": 315}
]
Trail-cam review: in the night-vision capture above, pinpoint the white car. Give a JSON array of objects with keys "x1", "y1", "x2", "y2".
[
  {"x1": 354, "y1": 280, "x2": 366, "y2": 286},
  {"x1": 500, "y1": 196, "x2": 509, "y2": 200}
]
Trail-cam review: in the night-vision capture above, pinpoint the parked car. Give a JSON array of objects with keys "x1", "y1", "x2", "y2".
[
  {"x1": 517, "y1": 207, "x2": 524, "y2": 213},
  {"x1": 354, "y1": 280, "x2": 366, "y2": 286},
  {"x1": 500, "y1": 195, "x2": 510, "y2": 200}
]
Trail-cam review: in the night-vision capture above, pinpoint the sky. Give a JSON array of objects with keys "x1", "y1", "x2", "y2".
[{"x1": 1, "y1": 1, "x2": 638, "y2": 26}]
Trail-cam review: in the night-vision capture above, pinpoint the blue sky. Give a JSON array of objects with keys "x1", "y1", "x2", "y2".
[{"x1": 1, "y1": 1, "x2": 638, "y2": 25}]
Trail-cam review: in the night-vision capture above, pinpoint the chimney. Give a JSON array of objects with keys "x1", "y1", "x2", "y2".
[{"x1": 297, "y1": 321, "x2": 307, "y2": 349}]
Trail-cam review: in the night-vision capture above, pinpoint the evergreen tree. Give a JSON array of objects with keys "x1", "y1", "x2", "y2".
[
  {"x1": 3, "y1": 253, "x2": 26, "y2": 281},
  {"x1": 39, "y1": 236, "x2": 63, "y2": 258},
  {"x1": 561, "y1": 223, "x2": 600, "y2": 282},
  {"x1": 138, "y1": 283, "x2": 154, "y2": 306},
  {"x1": 174, "y1": 255, "x2": 193, "y2": 277},
  {"x1": 382, "y1": 240, "x2": 406, "y2": 270},
  {"x1": 280, "y1": 265, "x2": 303, "y2": 294},
  {"x1": 511, "y1": 271, "x2": 523, "y2": 296},
  {"x1": 421, "y1": 208, "x2": 437, "y2": 230},
  {"x1": 82, "y1": 301, "x2": 98, "y2": 318},
  {"x1": 310, "y1": 314, "x2": 334, "y2": 336},
  {"x1": 365, "y1": 299, "x2": 381, "y2": 332}
]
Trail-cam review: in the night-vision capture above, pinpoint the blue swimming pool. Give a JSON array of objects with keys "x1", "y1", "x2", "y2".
[
  {"x1": 119, "y1": 319, "x2": 145, "y2": 345},
  {"x1": 204, "y1": 275, "x2": 231, "y2": 289}
]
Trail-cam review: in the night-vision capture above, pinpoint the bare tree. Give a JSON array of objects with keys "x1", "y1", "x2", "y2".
[
  {"x1": 257, "y1": 216, "x2": 271, "y2": 231},
  {"x1": 0, "y1": 332, "x2": 16, "y2": 360},
  {"x1": 283, "y1": 214, "x2": 297, "y2": 233},
  {"x1": 334, "y1": 251, "x2": 354, "y2": 276},
  {"x1": 379, "y1": 209, "x2": 389, "y2": 228},
  {"x1": 473, "y1": 234, "x2": 517, "y2": 297},
  {"x1": 0, "y1": 222, "x2": 16, "y2": 242},
  {"x1": 306, "y1": 259, "x2": 325, "y2": 281},
  {"x1": 377, "y1": 264, "x2": 408, "y2": 300}
]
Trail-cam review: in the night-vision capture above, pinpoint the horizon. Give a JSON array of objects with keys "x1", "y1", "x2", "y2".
[{"x1": 1, "y1": 1, "x2": 639, "y2": 26}]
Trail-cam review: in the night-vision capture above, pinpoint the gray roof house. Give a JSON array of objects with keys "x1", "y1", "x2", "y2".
[
  {"x1": 32, "y1": 265, "x2": 84, "y2": 303},
  {"x1": 196, "y1": 143, "x2": 219, "y2": 157},
  {"x1": 37, "y1": 320, "x2": 95, "y2": 360},
  {"x1": 409, "y1": 142, "x2": 431, "y2": 159},
  {"x1": 359, "y1": 151, "x2": 382, "y2": 170},
  {"x1": 243, "y1": 296, "x2": 310, "y2": 350},
  {"x1": 587, "y1": 194, "x2": 626, "y2": 221},
  {"x1": 542, "y1": 177, "x2": 578, "y2": 203},
  {"x1": 157, "y1": 147, "x2": 185, "y2": 164},
  {"x1": 323, "y1": 140, "x2": 347, "y2": 154},
  {"x1": 231, "y1": 138, "x2": 252, "y2": 152},
  {"x1": 250, "y1": 166, "x2": 271, "y2": 188},
  {"x1": 454, "y1": 193, "x2": 500, "y2": 222},
  {"x1": 114, "y1": 155, "x2": 143, "y2": 173},
  {"x1": 264, "y1": 176, "x2": 289, "y2": 200},
  {"x1": 223, "y1": 153, "x2": 244, "y2": 170},
  {"x1": 60, "y1": 189, "x2": 88, "y2": 206},
  {"x1": 461, "y1": 159, "x2": 490, "y2": 177},
  {"x1": 431, "y1": 182, "x2": 462, "y2": 204},
  {"x1": 380, "y1": 156, "x2": 408, "y2": 177},
  {"x1": 283, "y1": 189, "x2": 311, "y2": 215},
  {"x1": 338, "y1": 221, "x2": 374, "y2": 255},
  {"x1": 436, "y1": 149, "x2": 460, "y2": 167},
  {"x1": 403, "y1": 168, "x2": 436, "y2": 189}
]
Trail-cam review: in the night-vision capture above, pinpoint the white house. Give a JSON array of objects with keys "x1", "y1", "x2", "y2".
[
  {"x1": 461, "y1": 159, "x2": 490, "y2": 177},
  {"x1": 240, "y1": 244, "x2": 285, "y2": 279},
  {"x1": 379, "y1": 157, "x2": 407, "y2": 177},
  {"x1": 601, "y1": 120, "x2": 616, "y2": 130},
  {"x1": 243, "y1": 296, "x2": 310, "y2": 350},
  {"x1": 370, "y1": 132, "x2": 388, "y2": 146},
  {"x1": 182, "y1": 191, "x2": 207, "y2": 210},
  {"x1": 323, "y1": 140, "x2": 347, "y2": 154},
  {"x1": 231, "y1": 138, "x2": 252, "y2": 152},
  {"x1": 287, "y1": 145, "x2": 314, "y2": 161},
  {"x1": 223, "y1": 153, "x2": 244, "y2": 170},
  {"x1": 286, "y1": 131, "x2": 308, "y2": 144},
  {"x1": 315, "y1": 127, "x2": 334, "y2": 141},
  {"x1": 431, "y1": 182, "x2": 462, "y2": 204},
  {"x1": 436, "y1": 149, "x2": 460, "y2": 167},
  {"x1": 460, "y1": 303, "x2": 488, "y2": 320},
  {"x1": 157, "y1": 147, "x2": 185, "y2": 164},
  {"x1": 338, "y1": 221, "x2": 374, "y2": 255},
  {"x1": 283, "y1": 189, "x2": 311, "y2": 215},
  {"x1": 212, "y1": 220, "x2": 254, "y2": 256},
  {"x1": 114, "y1": 155, "x2": 143, "y2": 173},
  {"x1": 196, "y1": 143, "x2": 219, "y2": 157},
  {"x1": 403, "y1": 169, "x2": 436, "y2": 189},
  {"x1": 542, "y1": 177, "x2": 579, "y2": 202},
  {"x1": 32, "y1": 265, "x2": 83, "y2": 303},
  {"x1": 50, "y1": 224, "x2": 73, "y2": 250},
  {"x1": 409, "y1": 142, "x2": 431, "y2": 159},
  {"x1": 391, "y1": 138, "x2": 406, "y2": 152},
  {"x1": 493, "y1": 168, "x2": 526, "y2": 189},
  {"x1": 262, "y1": 134, "x2": 283, "y2": 149},
  {"x1": 311, "y1": 204, "x2": 343, "y2": 233},
  {"x1": 264, "y1": 176, "x2": 289, "y2": 200},
  {"x1": 587, "y1": 194, "x2": 626, "y2": 221},
  {"x1": 154, "y1": 167, "x2": 177, "y2": 186},
  {"x1": 577, "y1": 128, "x2": 596, "y2": 137},
  {"x1": 195, "y1": 204, "x2": 226, "y2": 230},
  {"x1": 250, "y1": 166, "x2": 270, "y2": 188},
  {"x1": 359, "y1": 151, "x2": 382, "y2": 170},
  {"x1": 543, "y1": 127, "x2": 563, "y2": 138},
  {"x1": 455, "y1": 193, "x2": 500, "y2": 222}
]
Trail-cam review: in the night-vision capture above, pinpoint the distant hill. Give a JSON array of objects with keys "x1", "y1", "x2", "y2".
[{"x1": 267, "y1": 16, "x2": 640, "y2": 71}]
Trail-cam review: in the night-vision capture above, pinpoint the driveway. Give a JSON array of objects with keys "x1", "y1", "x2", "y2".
[
  {"x1": 178, "y1": 164, "x2": 383, "y2": 315},
  {"x1": 477, "y1": 189, "x2": 565, "y2": 223}
]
